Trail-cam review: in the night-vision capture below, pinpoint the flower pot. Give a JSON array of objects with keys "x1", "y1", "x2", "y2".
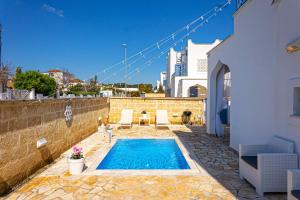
[
  {"x1": 142, "y1": 114, "x2": 147, "y2": 119},
  {"x1": 68, "y1": 157, "x2": 85, "y2": 175}
]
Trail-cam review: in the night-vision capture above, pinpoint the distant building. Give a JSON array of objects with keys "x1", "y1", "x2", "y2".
[
  {"x1": 100, "y1": 90, "x2": 113, "y2": 97},
  {"x1": 166, "y1": 39, "x2": 221, "y2": 97},
  {"x1": 157, "y1": 71, "x2": 167, "y2": 91},
  {"x1": 114, "y1": 88, "x2": 139, "y2": 92},
  {"x1": 68, "y1": 78, "x2": 83, "y2": 87},
  {"x1": 44, "y1": 69, "x2": 64, "y2": 87},
  {"x1": 44, "y1": 69, "x2": 82, "y2": 89}
]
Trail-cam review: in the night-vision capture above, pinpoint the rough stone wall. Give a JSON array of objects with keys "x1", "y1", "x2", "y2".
[
  {"x1": 0, "y1": 98, "x2": 109, "y2": 195},
  {"x1": 109, "y1": 97, "x2": 204, "y2": 124}
]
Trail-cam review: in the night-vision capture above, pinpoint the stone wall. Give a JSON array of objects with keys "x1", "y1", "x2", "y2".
[
  {"x1": 109, "y1": 97, "x2": 204, "y2": 124},
  {"x1": 0, "y1": 98, "x2": 109, "y2": 195},
  {"x1": 144, "y1": 93, "x2": 165, "y2": 98}
]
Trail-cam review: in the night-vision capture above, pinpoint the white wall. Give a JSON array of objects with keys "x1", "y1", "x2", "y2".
[
  {"x1": 207, "y1": 0, "x2": 300, "y2": 153},
  {"x1": 187, "y1": 39, "x2": 221, "y2": 77},
  {"x1": 167, "y1": 40, "x2": 221, "y2": 97},
  {"x1": 160, "y1": 71, "x2": 167, "y2": 90},
  {"x1": 180, "y1": 79, "x2": 207, "y2": 97},
  {"x1": 166, "y1": 48, "x2": 176, "y2": 96},
  {"x1": 275, "y1": 0, "x2": 300, "y2": 155}
]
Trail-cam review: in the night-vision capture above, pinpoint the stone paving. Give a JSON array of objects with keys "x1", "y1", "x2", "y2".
[{"x1": 2, "y1": 125, "x2": 286, "y2": 200}]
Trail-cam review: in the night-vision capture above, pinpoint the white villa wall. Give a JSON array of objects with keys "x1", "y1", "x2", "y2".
[
  {"x1": 167, "y1": 40, "x2": 221, "y2": 97},
  {"x1": 171, "y1": 76, "x2": 180, "y2": 97},
  {"x1": 187, "y1": 39, "x2": 220, "y2": 77},
  {"x1": 178, "y1": 79, "x2": 207, "y2": 97},
  {"x1": 207, "y1": 0, "x2": 300, "y2": 153},
  {"x1": 158, "y1": 71, "x2": 167, "y2": 90},
  {"x1": 166, "y1": 48, "x2": 178, "y2": 96}
]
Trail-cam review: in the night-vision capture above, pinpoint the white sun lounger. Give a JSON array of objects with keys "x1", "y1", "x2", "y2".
[
  {"x1": 155, "y1": 110, "x2": 170, "y2": 128},
  {"x1": 119, "y1": 109, "x2": 133, "y2": 128}
]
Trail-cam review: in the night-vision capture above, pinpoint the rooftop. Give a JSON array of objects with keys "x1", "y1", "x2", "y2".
[{"x1": 48, "y1": 69, "x2": 63, "y2": 73}]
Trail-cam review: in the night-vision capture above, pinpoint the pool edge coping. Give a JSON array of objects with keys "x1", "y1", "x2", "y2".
[{"x1": 83, "y1": 136, "x2": 209, "y2": 176}]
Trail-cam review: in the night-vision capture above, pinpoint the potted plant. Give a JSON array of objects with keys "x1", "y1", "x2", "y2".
[
  {"x1": 68, "y1": 146, "x2": 84, "y2": 175},
  {"x1": 141, "y1": 110, "x2": 147, "y2": 119}
]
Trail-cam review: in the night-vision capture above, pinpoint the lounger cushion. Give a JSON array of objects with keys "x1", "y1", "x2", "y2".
[
  {"x1": 292, "y1": 190, "x2": 300, "y2": 200},
  {"x1": 156, "y1": 110, "x2": 169, "y2": 124},
  {"x1": 241, "y1": 156, "x2": 257, "y2": 169},
  {"x1": 119, "y1": 109, "x2": 133, "y2": 124}
]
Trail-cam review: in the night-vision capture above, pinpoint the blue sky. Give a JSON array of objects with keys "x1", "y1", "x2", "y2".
[{"x1": 0, "y1": 0, "x2": 236, "y2": 85}]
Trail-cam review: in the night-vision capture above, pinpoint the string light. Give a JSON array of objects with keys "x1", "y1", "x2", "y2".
[
  {"x1": 86, "y1": 0, "x2": 231, "y2": 82},
  {"x1": 123, "y1": 1, "x2": 232, "y2": 82},
  {"x1": 97, "y1": 0, "x2": 232, "y2": 83}
]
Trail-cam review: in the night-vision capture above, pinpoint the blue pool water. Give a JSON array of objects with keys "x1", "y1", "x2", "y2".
[{"x1": 97, "y1": 139, "x2": 190, "y2": 170}]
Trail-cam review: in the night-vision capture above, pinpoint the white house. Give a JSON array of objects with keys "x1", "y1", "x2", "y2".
[
  {"x1": 207, "y1": 0, "x2": 300, "y2": 154},
  {"x1": 166, "y1": 39, "x2": 221, "y2": 97},
  {"x1": 46, "y1": 69, "x2": 64, "y2": 86},
  {"x1": 100, "y1": 90, "x2": 113, "y2": 97}
]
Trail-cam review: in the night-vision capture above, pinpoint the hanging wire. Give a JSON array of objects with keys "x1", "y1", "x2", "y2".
[
  {"x1": 103, "y1": 0, "x2": 230, "y2": 84},
  {"x1": 119, "y1": 0, "x2": 232, "y2": 83},
  {"x1": 87, "y1": 0, "x2": 231, "y2": 81}
]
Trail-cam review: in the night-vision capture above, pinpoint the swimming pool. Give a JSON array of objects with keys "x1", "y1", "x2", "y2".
[{"x1": 97, "y1": 139, "x2": 190, "y2": 170}]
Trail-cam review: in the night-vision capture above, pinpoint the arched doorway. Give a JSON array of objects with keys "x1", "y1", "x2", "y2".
[
  {"x1": 189, "y1": 84, "x2": 207, "y2": 98},
  {"x1": 207, "y1": 61, "x2": 231, "y2": 138}
]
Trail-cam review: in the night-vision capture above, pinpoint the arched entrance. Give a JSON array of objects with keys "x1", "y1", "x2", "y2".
[
  {"x1": 207, "y1": 61, "x2": 231, "y2": 138},
  {"x1": 189, "y1": 84, "x2": 207, "y2": 98}
]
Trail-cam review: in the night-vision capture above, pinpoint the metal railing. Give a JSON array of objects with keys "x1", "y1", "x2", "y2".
[{"x1": 0, "y1": 89, "x2": 31, "y2": 100}]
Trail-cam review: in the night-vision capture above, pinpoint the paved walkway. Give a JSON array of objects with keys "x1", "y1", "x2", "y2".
[{"x1": 3, "y1": 125, "x2": 286, "y2": 200}]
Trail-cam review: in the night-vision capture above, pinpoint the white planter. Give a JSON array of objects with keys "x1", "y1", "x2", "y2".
[
  {"x1": 142, "y1": 114, "x2": 147, "y2": 119},
  {"x1": 68, "y1": 157, "x2": 85, "y2": 175}
]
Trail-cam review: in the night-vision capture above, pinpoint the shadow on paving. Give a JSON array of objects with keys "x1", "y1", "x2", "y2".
[{"x1": 173, "y1": 125, "x2": 286, "y2": 200}]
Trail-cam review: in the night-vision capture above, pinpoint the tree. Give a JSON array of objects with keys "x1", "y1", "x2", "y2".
[
  {"x1": 68, "y1": 83, "x2": 99, "y2": 96},
  {"x1": 138, "y1": 84, "x2": 153, "y2": 93},
  {"x1": 68, "y1": 84, "x2": 84, "y2": 92},
  {"x1": 14, "y1": 70, "x2": 57, "y2": 96},
  {"x1": 157, "y1": 84, "x2": 165, "y2": 93},
  {"x1": 15, "y1": 67, "x2": 22, "y2": 76},
  {"x1": 0, "y1": 64, "x2": 12, "y2": 93}
]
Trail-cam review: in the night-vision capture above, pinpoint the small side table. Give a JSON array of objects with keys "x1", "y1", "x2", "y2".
[{"x1": 139, "y1": 117, "x2": 150, "y2": 126}]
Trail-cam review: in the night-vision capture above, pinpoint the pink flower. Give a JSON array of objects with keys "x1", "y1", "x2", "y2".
[
  {"x1": 72, "y1": 146, "x2": 83, "y2": 155},
  {"x1": 71, "y1": 146, "x2": 83, "y2": 159}
]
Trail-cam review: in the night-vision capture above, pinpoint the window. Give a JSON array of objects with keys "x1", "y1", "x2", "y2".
[
  {"x1": 293, "y1": 87, "x2": 300, "y2": 116},
  {"x1": 175, "y1": 64, "x2": 187, "y2": 76},
  {"x1": 197, "y1": 59, "x2": 208, "y2": 72}
]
